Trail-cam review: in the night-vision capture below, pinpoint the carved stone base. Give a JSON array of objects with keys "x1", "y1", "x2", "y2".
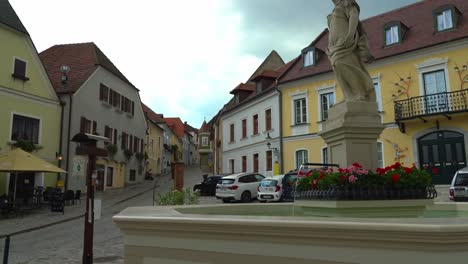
[{"x1": 319, "y1": 101, "x2": 384, "y2": 171}]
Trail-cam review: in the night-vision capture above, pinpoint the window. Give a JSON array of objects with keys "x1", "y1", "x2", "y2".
[
  {"x1": 80, "y1": 117, "x2": 92, "y2": 134},
  {"x1": 322, "y1": 147, "x2": 328, "y2": 164},
  {"x1": 373, "y1": 80, "x2": 382, "y2": 112},
  {"x1": 201, "y1": 137, "x2": 208, "y2": 146},
  {"x1": 230, "y1": 159, "x2": 235, "y2": 174},
  {"x1": 104, "y1": 125, "x2": 112, "y2": 144},
  {"x1": 242, "y1": 119, "x2": 247, "y2": 139},
  {"x1": 112, "y1": 90, "x2": 121, "y2": 108},
  {"x1": 121, "y1": 132, "x2": 128, "y2": 149},
  {"x1": 304, "y1": 50, "x2": 314, "y2": 67},
  {"x1": 113, "y1": 129, "x2": 117, "y2": 145},
  {"x1": 253, "y1": 114, "x2": 259, "y2": 135},
  {"x1": 230, "y1": 124, "x2": 235, "y2": 142},
  {"x1": 294, "y1": 98, "x2": 307, "y2": 125},
  {"x1": 253, "y1": 154, "x2": 259, "y2": 173},
  {"x1": 133, "y1": 137, "x2": 139, "y2": 153},
  {"x1": 266, "y1": 150, "x2": 272, "y2": 171},
  {"x1": 12, "y1": 58, "x2": 28, "y2": 80},
  {"x1": 265, "y1": 109, "x2": 272, "y2": 131},
  {"x1": 106, "y1": 167, "x2": 114, "y2": 187},
  {"x1": 437, "y1": 9, "x2": 453, "y2": 31},
  {"x1": 320, "y1": 92, "x2": 335, "y2": 121},
  {"x1": 99, "y1": 84, "x2": 109, "y2": 103},
  {"x1": 129, "y1": 169, "x2": 136, "y2": 181},
  {"x1": 296, "y1": 150, "x2": 308, "y2": 170},
  {"x1": 11, "y1": 114, "x2": 40, "y2": 144},
  {"x1": 385, "y1": 25, "x2": 399, "y2": 45},
  {"x1": 377, "y1": 142, "x2": 384, "y2": 169},
  {"x1": 129, "y1": 135, "x2": 133, "y2": 151},
  {"x1": 242, "y1": 156, "x2": 247, "y2": 172},
  {"x1": 423, "y1": 70, "x2": 448, "y2": 113},
  {"x1": 92, "y1": 120, "x2": 97, "y2": 135}
]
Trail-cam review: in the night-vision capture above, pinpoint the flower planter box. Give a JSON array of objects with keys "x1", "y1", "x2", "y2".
[{"x1": 294, "y1": 185, "x2": 438, "y2": 201}]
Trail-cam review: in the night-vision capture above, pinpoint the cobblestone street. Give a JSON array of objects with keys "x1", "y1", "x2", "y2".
[{"x1": 0, "y1": 166, "x2": 216, "y2": 264}]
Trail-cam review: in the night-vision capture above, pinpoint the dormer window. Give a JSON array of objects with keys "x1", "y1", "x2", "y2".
[
  {"x1": 302, "y1": 47, "x2": 315, "y2": 67},
  {"x1": 437, "y1": 9, "x2": 453, "y2": 31},
  {"x1": 384, "y1": 21, "x2": 408, "y2": 46},
  {"x1": 385, "y1": 25, "x2": 399, "y2": 46}
]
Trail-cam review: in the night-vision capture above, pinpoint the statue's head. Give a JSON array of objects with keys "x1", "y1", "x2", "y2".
[{"x1": 332, "y1": 0, "x2": 340, "y2": 5}]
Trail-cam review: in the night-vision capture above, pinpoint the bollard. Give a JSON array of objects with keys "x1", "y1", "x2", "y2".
[{"x1": 3, "y1": 235, "x2": 10, "y2": 264}]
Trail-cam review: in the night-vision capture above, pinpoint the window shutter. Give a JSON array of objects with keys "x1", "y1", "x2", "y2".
[
  {"x1": 129, "y1": 135, "x2": 133, "y2": 151},
  {"x1": 121, "y1": 132, "x2": 126, "y2": 149},
  {"x1": 109, "y1": 90, "x2": 114, "y2": 105},
  {"x1": 134, "y1": 137, "x2": 138, "y2": 152},
  {"x1": 14, "y1": 59, "x2": 27, "y2": 78},
  {"x1": 113, "y1": 129, "x2": 117, "y2": 145},
  {"x1": 121, "y1": 96, "x2": 125, "y2": 111},
  {"x1": 104, "y1": 125, "x2": 110, "y2": 138},
  {"x1": 141, "y1": 138, "x2": 144, "y2": 153},
  {"x1": 131, "y1": 101, "x2": 135, "y2": 116},
  {"x1": 92, "y1": 121, "x2": 97, "y2": 135},
  {"x1": 99, "y1": 84, "x2": 105, "y2": 101}
]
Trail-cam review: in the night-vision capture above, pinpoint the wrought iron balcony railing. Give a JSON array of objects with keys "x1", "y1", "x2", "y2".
[{"x1": 394, "y1": 88, "x2": 468, "y2": 121}]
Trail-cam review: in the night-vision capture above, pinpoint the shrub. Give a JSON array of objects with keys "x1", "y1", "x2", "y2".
[{"x1": 155, "y1": 188, "x2": 199, "y2": 206}]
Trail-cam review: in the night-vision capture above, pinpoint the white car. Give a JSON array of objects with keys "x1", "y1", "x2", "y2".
[
  {"x1": 216, "y1": 173, "x2": 265, "y2": 203},
  {"x1": 449, "y1": 167, "x2": 468, "y2": 202},
  {"x1": 257, "y1": 175, "x2": 284, "y2": 203}
]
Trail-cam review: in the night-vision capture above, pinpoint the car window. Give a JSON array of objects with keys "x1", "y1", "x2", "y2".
[
  {"x1": 220, "y1": 179, "x2": 235, "y2": 185},
  {"x1": 238, "y1": 176, "x2": 249, "y2": 183},
  {"x1": 454, "y1": 173, "x2": 468, "y2": 186},
  {"x1": 260, "y1": 180, "x2": 277, "y2": 187},
  {"x1": 254, "y1": 174, "x2": 265, "y2": 182},
  {"x1": 207, "y1": 177, "x2": 219, "y2": 183}
]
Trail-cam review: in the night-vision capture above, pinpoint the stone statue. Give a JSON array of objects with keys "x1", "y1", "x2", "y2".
[{"x1": 327, "y1": 0, "x2": 376, "y2": 102}]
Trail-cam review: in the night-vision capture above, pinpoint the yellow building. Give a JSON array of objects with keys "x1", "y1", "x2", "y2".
[
  {"x1": 0, "y1": 1, "x2": 62, "y2": 195},
  {"x1": 142, "y1": 103, "x2": 165, "y2": 177},
  {"x1": 278, "y1": 0, "x2": 468, "y2": 184}
]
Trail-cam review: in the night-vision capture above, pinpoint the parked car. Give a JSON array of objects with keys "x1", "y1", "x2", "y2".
[
  {"x1": 193, "y1": 175, "x2": 223, "y2": 196},
  {"x1": 257, "y1": 175, "x2": 284, "y2": 202},
  {"x1": 449, "y1": 167, "x2": 468, "y2": 201},
  {"x1": 216, "y1": 173, "x2": 265, "y2": 203}
]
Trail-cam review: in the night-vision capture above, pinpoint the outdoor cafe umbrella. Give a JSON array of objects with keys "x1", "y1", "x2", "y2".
[{"x1": 0, "y1": 148, "x2": 67, "y2": 202}]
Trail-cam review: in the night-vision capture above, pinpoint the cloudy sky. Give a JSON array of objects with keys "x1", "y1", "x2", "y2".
[{"x1": 10, "y1": 0, "x2": 420, "y2": 129}]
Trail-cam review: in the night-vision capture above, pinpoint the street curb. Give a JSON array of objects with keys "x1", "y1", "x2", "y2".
[{"x1": 1, "y1": 184, "x2": 156, "y2": 238}]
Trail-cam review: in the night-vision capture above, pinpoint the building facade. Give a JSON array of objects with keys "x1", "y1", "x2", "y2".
[
  {"x1": 40, "y1": 43, "x2": 147, "y2": 192},
  {"x1": 278, "y1": 0, "x2": 468, "y2": 184},
  {"x1": 0, "y1": 0, "x2": 62, "y2": 196},
  {"x1": 142, "y1": 103, "x2": 165, "y2": 177}
]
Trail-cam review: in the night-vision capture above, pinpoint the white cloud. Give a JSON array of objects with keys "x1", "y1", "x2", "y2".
[{"x1": 10, "y1": 0, "x2": 261, "y2": 128}]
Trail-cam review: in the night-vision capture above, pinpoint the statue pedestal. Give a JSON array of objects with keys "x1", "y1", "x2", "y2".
[{"x1": 318, "y1": 101, "x2": 384, "y2": 171}]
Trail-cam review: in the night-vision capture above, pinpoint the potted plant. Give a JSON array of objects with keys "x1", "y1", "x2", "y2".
[
  {"x1": 124, "y1": 149, "x2": 133, "y2": 160},
  {"x1": 106, "y1": 144, "x2": 118, "y2": 159},
  {"x1": 13, "y1": 139, "x2": 42, "y2": 152}
]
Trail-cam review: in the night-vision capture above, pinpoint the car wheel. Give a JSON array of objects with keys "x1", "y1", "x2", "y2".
[
  {"x1": 241, "y1": 191, "x2": 251, "y2": 203},
  {"x1": 222, "y1": 198, "x2": 230, "y2": 203}
]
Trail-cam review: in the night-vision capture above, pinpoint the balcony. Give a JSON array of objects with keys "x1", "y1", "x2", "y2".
[{"x1": 394, "y1": 89, "x2": 468, "y2": 132}]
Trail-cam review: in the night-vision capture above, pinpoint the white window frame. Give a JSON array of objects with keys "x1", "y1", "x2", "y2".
[
  {"x1": 437, "y1": 9, "x2": 453, "y2": 31},
  {"x1": 416, "y1": 58, "x2": 451, "y2": 96},
  {"x1": 295, "y1": 149, "x2": 309, "y2": 170},
  {"x1": 202, "y1": 136, "x2": 209, "y2": 146},
  {"x1": 372, "y1": 76, "x2": 383, "y2": 112},
  {"x1": 9, "y1": 112, "x2": 42, "y2": 145},
  {"x1": 321, "y1": 147, "x2": 328, "y2": 164},
  {"x1": 316, "y1": 85, "x2": 336, "y2": 123},
  {"x1": 377, "y1": 141, "x2": 384, "y2": 169},
  {"x1": 304, "y1": 50, "x2": 315, "y2": 67},
  {"x1": 289, "y1": 90, "x2": 308, "y2": 126},
  {"x1": 385, "y1": 26, "x2": 399, "y2": 45},
  {"x1": 293, "y1": 98, "x2": 307, "y2": 125}
]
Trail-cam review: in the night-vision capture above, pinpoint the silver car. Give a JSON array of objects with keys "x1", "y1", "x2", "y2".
[{"x1": 449, "y1": 167, "x2": 468, "y2": 202}]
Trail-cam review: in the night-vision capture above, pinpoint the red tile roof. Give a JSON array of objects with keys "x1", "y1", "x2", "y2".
[
  {"x1": 40, "y1": 42, "x2": 136, "y2": 94},
  {"x1": 199, "y1": 121, "x2": 210, "y2": 133},
  {"x1": 164, "y1": 118, "x2": 185, "y2": 138},
  {"x1": 230, "y1": 83, "x2": 256, "y2": 94},
  {"x1": 279, "y1": 0, "x2": 468, "y2": 84},
  {"x1": 251, "y1": 70, "x2": 280, "y2": 82},
  {"x1": 142, "y1": 103, "x2": 165, "y2": 124}
]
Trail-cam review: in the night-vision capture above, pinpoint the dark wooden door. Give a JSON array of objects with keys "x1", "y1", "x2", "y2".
[{"x1": 419, "y1": 131, "x2": 466, "y2": 184}]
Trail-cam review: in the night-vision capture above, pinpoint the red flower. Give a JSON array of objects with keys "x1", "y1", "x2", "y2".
[
  {"x1": 298, "y1": 171, "x2": 305, "y2": 176},
  {"x1": 394, "y1": 162, "x2": 401, "y2": 168},
  {"x1": 306, "y1": 170, "x2": 313, "y2": 177},
  {"x1": 384, "y1": 166, "x2": 391, "y2": 172},
  {"x1": 340, "y1": 175, "x2": 347, "y2": 181},
  {"x1": 432, "y1": 167, "x2": 439, "y2": 174},
  {"x1": 352, "y1": 162, "x2": 362, "y2": 168},
  {"x1": 338, "y1": 168, "x2": 345, "y2": 173},
  {"x1": 392, "y1": 174, "x2": 400, "y2": 183},
  {"x1": 376, "y1": 168, "x2": 385, "y2": 175},
  {"x1": 403, "y1": 167, "x2": 412, "y2": 174}
]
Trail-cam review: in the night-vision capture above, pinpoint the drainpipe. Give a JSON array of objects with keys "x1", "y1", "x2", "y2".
[
  {"x1": 65, "y1": 92, "x2": 73, "y2": 191},
  {"x1": 57, "y1": 99, "x2": 65, "y2": 182},
  {"x1": 275, "y1": 80, "x2": 284, "y2": 174}
]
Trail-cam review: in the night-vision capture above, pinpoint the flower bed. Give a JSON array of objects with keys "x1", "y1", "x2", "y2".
[{"x1": 292, "y1": 162, "x2": 437, "y2": 200}]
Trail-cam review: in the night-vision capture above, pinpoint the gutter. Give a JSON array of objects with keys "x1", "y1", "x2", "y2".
[
  {"x1": 65, "y1": 91, "x2": 73, "y2": 191},
  {"x1": 275, "y1": 80, "x2": 284, "y2": 174},
  {"x1": 57, "y1": 99, "x2": 65, "y2": 182}
]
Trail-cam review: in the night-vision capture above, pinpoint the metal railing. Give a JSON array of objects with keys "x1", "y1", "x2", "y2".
[{"x1": 394, "y1": 89, "x2": 468, "y2": 121}]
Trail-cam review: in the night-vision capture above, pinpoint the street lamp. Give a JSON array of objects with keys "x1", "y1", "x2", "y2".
[{"x1": 71, "y1": 132, "x2": 109, "y2": 264}]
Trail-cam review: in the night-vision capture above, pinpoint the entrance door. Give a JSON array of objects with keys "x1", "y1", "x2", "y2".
[
  {"x1": 9, "y1": 172, "x2": 35, "y2": 202},
  {"x1": 419, "y1": 131, "x2": 466, "y2": 184}
]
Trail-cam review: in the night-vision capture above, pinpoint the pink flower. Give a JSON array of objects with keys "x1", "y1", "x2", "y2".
[{"x1": 348, "y1": 175, "x2": 358, "y2": 184}]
